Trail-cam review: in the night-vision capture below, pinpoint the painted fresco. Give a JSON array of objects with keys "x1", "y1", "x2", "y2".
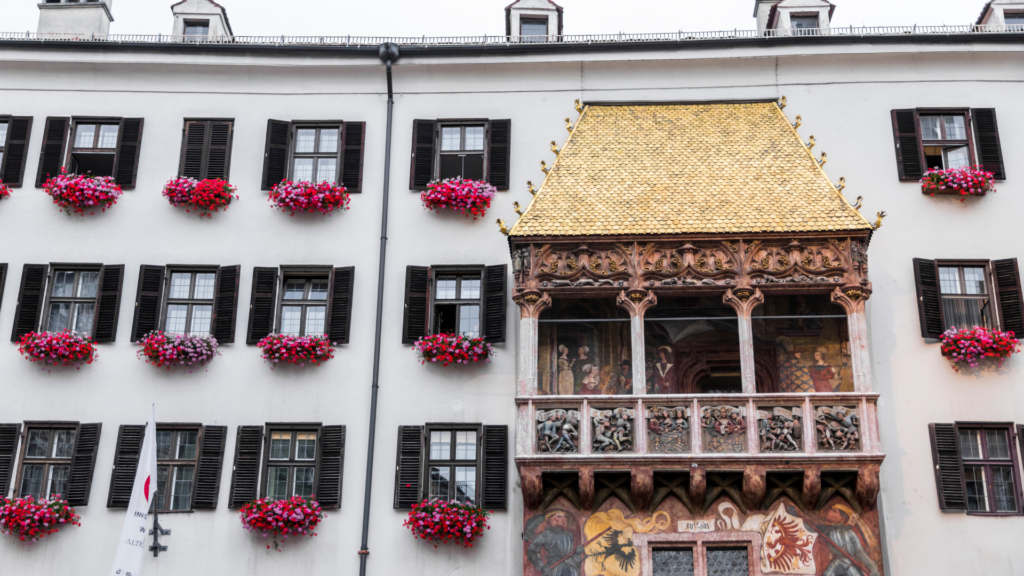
[
  {"x1": 700, "y1": 405, "x2": 746, "y2": 453},
  {"x1": 538, "y1": 298, "x2": 633, "y2": 396},
  {"x1": 647, "y1": 406, "x2": 691, "y2": 453}
]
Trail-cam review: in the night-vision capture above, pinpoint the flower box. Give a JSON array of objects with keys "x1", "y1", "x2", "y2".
[
  {"x1": 412, "y1": 333, "x2": 493, "y2": 366},
  {"x1": 420, "y1": 178, "x2": 496, "y2": 219},
  {"x1": 403, "y1": 500, "x2": 490, "y2": 548},
  {"x1": 268, "y1": 180, "x2": 350, "y2": 215},
  {"x1": 42, "y1": 169, "x2": 123, "y2": 216},
  {"x1": 920, "y1": 166, "x2": 996, "y2": 201},
  {"x1": 0, "y1": 180, "x2": 11, "y2": 201},
  {"x1": 136, "y1": 331, "x2": 220, "y2": 372},
  {"x1": 941, "y1": 326, "x2": 1020, "y2": 371},
  {"x1": 17, "y1": 331, "x2": 97, "y2": 369},
  {"x1": 257, "y1": 334, "x2": 335, "y2": 369},
  {"x1": 0, "y1": 496, "x2": 81, "y2": 542},
  {"x1": 162, "y1": 177, "x2": 238, "y2": 218},
  {"x1": 239, "y1": 496, "x2": 323, "y2": 551}
]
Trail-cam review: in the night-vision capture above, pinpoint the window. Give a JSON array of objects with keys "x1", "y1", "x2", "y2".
[
  {"x1": 1006, "y1": 13, "x2": 1024, "y2": 30},
  {"x1": 937, "y1": 263, "x2": 994, "y2": 330},
  {"x1": 959, "y1": 426, "x2": 1019, "y2": 513},
  {"x1": 425, "y1": 426, "x2": 479, "y2": 505},
  {"x1": 649, "y1": 543, "x2": 753, "y2": 576},
  {"x1": 17, "y1": 426, "x2": 76, "y2": 500},
  {"x1": 437, "y1": 123, "x2": 486, "y2": 181},
  {"x1": 279, "y1": 276, "x2": 329, "y2": 337},
  {"x1": 0, "y1": 120, "x2": 7, "y2": 169},
  {"x1": 42, "y1": 268, "x2": 100, "y2": 338},
  {"x1": 790, "y1": 15, "x2": 820, "y2": 35},
  {"x1": 183, "y1": 20, "x2": 210, "y2": 40},
  {"x1": 914, "y1": 258, "x2": 1023, "y2": 339},
  {"x1": 409, "y1": 119, "x2": 511, "y2": 191},
  {"x1": 11, "y1": 264, "x2": 124, "y2": 344},
  {"x1": 163, "y1": 269, "x2": 217, "y2": 336},
  {"x1": 152, "y1": 428, "x2": 199, "y2": 512},
  {"x1": 891, "y1": 108, "x2": 1007, "y2": 182},
  {"x1": 538, "y1": 297, "x2": 632, "y2": 396},
  {"x1": 401, "y1": 265, "x2": 507, "y2": 345},
  {"x1": 520, "y1": 17, "x2": 548, "y2": 41},
  {"x1": 179, "y1": 119, "x2": 234, "y2": 180},
  {"x1": 290, "y1": 125, "x2": 341, "y2": 184},
  {"x1": 920, "y1": 114, "x2": 970, "y2": 170},
  {"x1": 67, "y1": 120, "x2": 119, "y2": 177},
  {"x1": 394, "y1": 424, "x2": 506, "y2": 510},
  {"x1": 261, "y1": 120, "x2": 364, "y2": 192},
  {"x1": 262, "y1": 427, "x2": 318, "y2": 500},
  {"x1": 432, "y1": 272, "x2": 482, "y2": 338}
]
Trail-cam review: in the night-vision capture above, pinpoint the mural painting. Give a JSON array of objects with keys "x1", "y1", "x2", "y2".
[
  {"x1": 700, "y1": 405, "x2": 746, "y2": 453},
  {"x1": 538, "y1": 298, "x2": 632, "y2": 396},
  {"x1": 537, "y1": 409, "x2": 582, "y2": 454},
  {"x1": 815, "y1": 406, "x2": 861, "y2": 452},
  {"x1": 647, "y1": 406, "x2": 691, "y2": 453},
  {"x1": 757, "y1": 407, "x2": 804, "y2": 453},
  {"x1": 592, "y1": 408, "x2": 635, "y2": 453}
]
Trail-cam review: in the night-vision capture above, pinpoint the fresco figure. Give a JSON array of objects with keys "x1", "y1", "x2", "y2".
[
  {"x1": 809, "y1": 506, "x2": 881, "y2": 576},
  {"x1": 579, "y1": 365, "x2": 602, "y2": 395},
  {"x1": 599, "y1": 365, "x2": 620, "y2": 395},
  {"x1": 809, "y1": 346, "x2": 838, "y2": 392},
  {"x1": 573, "y1": 346, "x2": 591, "y2": 390},
  {"x1": 778, "y1": 337, "x2": 814, "y2": 392},
  {"x1": 618, "y1": 360, "x2": 632, "y2": 392},
  {"x1": 652, "y1": 346, "x2": 676, "y2": 394},
  {"x1": 526, "y1": 510, "x2": 584, "y2": 576},
  {"x1": 557, "y1": 345, "x2": 575, "y2": 395}
]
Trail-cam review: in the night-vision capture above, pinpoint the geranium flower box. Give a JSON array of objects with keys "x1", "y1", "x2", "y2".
[
  {"x1": 268, "y1": 180, "x2": 350, "y2": 215},
  {"x1": 136, "y1": 331, "x2": 220, "y2": 372},
  {"x1": 412, "y1": 333, "x2": 493, "y2": 366},
  {"x1": 162, "y1": 177, "x2": 238, "y2": 218},
  {"x1": 0, "y1": 180, "x2": 11, "y2": 201},
  {"x1": 0, "y1": 496, "x2": 81, "y2": 542},
  {"x1": 920, "y1": 166, "x2": 996, "y2": 201},
  {"x1": 42, "y1": 169, "x2": 122, "y2": 216},
  {"x1": 239, "y1": 496, "x2": 324, "y2": 551},
  {"x1": 403, "y1": 500, "x2": 490, "y2": 548},
  {"x1": 420, "y1": 178, "x2": 496, "y2": 219},
  {"x1": 941, "y1": 325, "x2": 1020, "y2": 371},
  {"x1": 17, "y1": 331, "x2": 97, "y2": 369},
  {"x1": 257, "y1": 334, "x2": 335, "y2": 369}
]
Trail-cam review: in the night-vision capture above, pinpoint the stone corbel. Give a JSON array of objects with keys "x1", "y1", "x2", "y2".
[
  {"x1": 521, "y1": 467, "x2": 544, "y2": 509},
  {"x1": 857, "y1": 464, "x2": 881, "y2": 511},
  {"x1": 803, "y1": 465, "x2": 821, "y2": 511},
  {"x1": 723, "y1": 288, "x2": 764, "y2": 316},
  {"x1": 616, "y1": 289, "x2": 658, "y2": 318},
  {"x1": 632, "y1": 467, "x2": 654, "y2": 512},
  {"x1": 515, "y1": 291, "x2": 553, "y2": 319},
  {"x1": 742, "y1": 465, "x2": 767, "y2": 512},
  {"x1": 690, "y1": 466, "x2": 706, "y2": 509},
  {"x1": 579, "y1": 466, "x2": 595, "y2": 511},
  {"x1": 830, "y1": 285, "x2": 870, "y2": 314}
]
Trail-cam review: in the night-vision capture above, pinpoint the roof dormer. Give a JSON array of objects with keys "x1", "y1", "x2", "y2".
[
  {"x1": 505, "y1": 0, "x2": 563, "y2": 42},
  {"x1": 171, "y1": 0, "x2": 233, "y2": 39},
  {"x1": 976, "y1": 1, "x2": 1024, "y2": 29},
  {"x1": 37, "y1": 0, "x2": 114, "y2": 36},
  {"x1": 754, "y1": 0, "x2": 836, "y2": 36}
]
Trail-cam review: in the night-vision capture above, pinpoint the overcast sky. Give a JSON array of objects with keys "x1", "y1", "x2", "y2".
[{"x1": 5, "y1": 0, "x2": 984, "y2": 37}]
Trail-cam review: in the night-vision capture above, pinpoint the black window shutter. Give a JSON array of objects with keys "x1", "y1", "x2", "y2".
[
  {"x1": 993, "y1": 258, "x2": 1024, "y2": 336},
  {"x1": 180, "y1": 120, "x2": 207, "y2": 179},
  {"x1": 929, "y1": 423, "x2": 966, "y2": 512},
  {"x1": 342, "y1": 121, "x2": 365, "y2": 192},
  {"x1": 10, "y1": 264, "x2": 48, "y2": 342},
  {"x1": 211, "y1": 265, "x2": 240, "y2": 343},
  {"x1": 1017, "y1": 425, "x2": 1024, "y2": 480},
  {"x1": 891, "y1": 109, "x2": 923, "y2": 182},
  {"x1": 971, "y1": 108, "x2": 1005, "y2": 180},
  {"x1": 35, "y1": 116, "x2": 69, "y2": 187},
  {"x1": 483, "y1": 264, "x2": 508, "y2": 343},
  {"x1": 246, "y1": 267, "x2": 279, "y2": 345},
  {"x1": 327, "y1": 267, "x2": 355, "y2": 345},
  {"x1": 261, "y1": 119, "x2": 290, "y2": 190},
  {"x1": 402, "y1": 266, "x2": 430, "y2": 345},
  {"x1": 394, "y1": 426, "x2": 423, "y2": 509},
  {"x1": 0, "y1": 263, "x2": 7, "y2": 316},
  {"x1": 67, "y1": 423, "x2": 101, "y2": 506},
  {"x1": 130, "y1": 265, "x2": 166, "y2": 342},
  {"x1": 92, "y1": 264, "x2": 125, "y2": 343},
  {"x1": 205, "y1": 121, "x2": 234, "y2": 180},
  {"x1": 193, "y1": 425, "x2": 228, "y2": 510},
  {"x1": 228, "y1": 425, "x2": 263, "y2": 508},
  {"x1": 106, "y1": 424, "x2": 144, "y2": 508},
  {"x1": 913, "y1": 258, "x2": 945, "y2": 339},
  {"x1": 113, "y1": 118, "x2": 144, "y2": 189},
  {"x1": 0, "y1": 116, "x2": 32, "y2": 187},
  {"x1": 481, "y1": 425, "x2": 508, "y2": 510},
  {"x1": 486, "y1": 119, "x2": 511, "y2": 190},
  {"x1": 410, "y1": 120, "x2": 437, "y2": 190},
  {"x1": 0, "y1": 423, "x2": 21, "y2": 499},
  {"x1": 316, "y1": 425, "x2": 345, "y2": 509}
]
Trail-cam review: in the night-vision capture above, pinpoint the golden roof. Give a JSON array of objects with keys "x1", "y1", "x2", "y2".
[{"x1": 509, "y1": 102, "x2": 873, "y2": 237}]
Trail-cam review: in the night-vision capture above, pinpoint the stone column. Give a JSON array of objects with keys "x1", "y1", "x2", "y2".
[
  {"x1": 617, "y1": 289, "x2": 658, "y2": 395},
  {"x1": 831, "y1": 287, "x2": 873, "y2": 392},
  {"x1": 515, "y1": 292, "x2": 552, "y2": 397},
  {"x1": 723, "y1": 288, "x2": 765, "y2": 394}
]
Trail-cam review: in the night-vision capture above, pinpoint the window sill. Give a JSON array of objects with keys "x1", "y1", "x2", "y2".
[{"x1": 965, "y1": 511, "x2": 1023, "y2": 517}]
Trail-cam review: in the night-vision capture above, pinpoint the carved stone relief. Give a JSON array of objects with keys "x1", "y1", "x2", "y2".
[
  {"x1": 815, "y1": 406, "x2": 861, "y2": 452},
  {"x1": 700, "y1": 405, "x2": 747, "y2": 453},
  {"x1": 756, "y1": 407, "x2": 804, "y2": 453},
  {"x1": 536, "y1": 409, "x2": 581, "y2": 454},
  {"x1": 592, "y1": 407, "x2": 635, "y2": 453},
  {"x1": 646, "y1": 406, "x2": 691, "y2": 454}
]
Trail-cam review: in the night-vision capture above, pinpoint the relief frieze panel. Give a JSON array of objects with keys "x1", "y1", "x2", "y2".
[
  {"x1": 592, "y1": 407, "x2": 635, "y2": 453},
  {"x1": 700, "y1": 405, "x2": 747, "y2": 453},
  {"x1": 756, "y1": 407, "x2": 804, "y2": 453},
  {"x1": 537, "y1": 408, "x2": 581, "y2": 454},
  {"x1": 815, "y1": 406, "x2": 861, "y2": 452},
  {"x1": 646, "y1": 406, "x2": 691, "y2": 454}
]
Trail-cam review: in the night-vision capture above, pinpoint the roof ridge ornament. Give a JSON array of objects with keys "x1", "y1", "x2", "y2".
[
  {"x1": 872, "y1": 211, "x2": 886, "y2": 231},
  {"x1": 806, "y1": 135, "x2": 816, "y2": 150},
  {"x1": 835, "y1": 177, "x2": 846, "y2": 191},
  {"x1": 527, "y1": 181, "x2": 536, "y2": 195},
  {"x1": 540, "y1": 160, "x2": 550, "y2": 174},
  {"x1": 792, "y1": 116, "x2": 802, "y2": 130},
  {"x1": 496, "y1": 218, "x2": 509, "y2": 236},
  {"x1": 513, "y1": 202, "x2": 523, "y2": 216},
  {"x1": 565, "y1": 118, "x2": 574, "y2": 133},
  {"x1": 777, "y1": 95, "x2": 787, "y2": 109},
  {"x1": 574, "y1": 99, "x2": 583, "y2": 114},
  {"x1": 817, "y1": 152, "x2": 827, "y2": 166},
  {"x1": 850, "y1": 196, "x2": 863, "y2": 211},
  {"x1": 550, "y1": 141, "x2": 560, "y2": 154}
]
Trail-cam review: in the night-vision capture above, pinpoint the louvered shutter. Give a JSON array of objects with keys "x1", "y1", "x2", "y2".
[
  {"x1": 113, "y1": 118, "x2": 144, "y2": 189},
  {"x1": 179, "y1": 121, "x2": 207, "y2": 178},
  {"x1": 211, "y1": 265, "x2": 240, "y2": 344},
  {"x1": 0, "y1": 117, "x2": 32, "y2": 187},
  {"x1": 205, "y1": 121, "x2": 233, "y2": 180},
  {"x1": 486, "y1": 119, "x2": 511, "y2": 190},
  {"x1": 35, "y1": 116, "x2": 69, "y2": 187},
  {"x1": 891, "y1": 109, "x2": 923, "y2": 181},
  {"x1": 410, "y1": 120, "x2": 436, "y2": 190},
  {"x1": 342, "y1": 121, "x2": 365, "y2": 192},
  {"x1": 913, "y1": 258, "x2": 945, "y2": 339},
  {"x1": 327, "y1": 267, "x2": 354, "y2": 345},
  {"x1": 130, "y1": 265, "x2": 165, "y2": 342},
  {"x1": 482, "y1": 264, "x2": 507, "y2": 343},
  {"x1": 193, "y1": 425, "x2": 227, "y2": 510},
  {"x1": 402, "y1": 266, "x2": 430, "y2": 345},
  {"x1": 316, "y1": 425, "x2": 345, "y2": 509},
  {"x1": 929, "y1": 423, "x2": 966, "y2": 512},
  {"x1": 246, "y1": 267, "x2": 278, "y2": 345},
  {"x1": 228, "y1": 426, "x2": 263, "y2": 508},
  {"x1": 0, "y1": 424, "x2": 20, "y2": 498},
  {"x1": 92, "y1": 264, "x2": 124, "y2": 343},
  {"x1": 261, "y1": 120, "x2": 290, "y2": 190},
  {"x1": 0, "y1": 264, "x2": 7, "y2": 315},
  {"x1": 481, "y1": 425, "x2": 508, "y2": 510},
  {"x1": 394, "y1": 426, "x2": 423, "y2": 509},
  {"x1": 10, "y1": 264, "x2": 48, "y2": 342},
  {"x1": 107, "y1": 425, "x2": 144, "y2": 508},
  {"x1": 1017, "y1": 425, "x2": 1024, "y2": 480},
  {"x1": 993, "y1": 259, "x2": 1024, "y2": 337},
  {"x1": 67, "y1": 423, "x2": 101, "y2": 506},
  {"x1": 971, "y1": 108, "x2": 1005, "y2": 180}
]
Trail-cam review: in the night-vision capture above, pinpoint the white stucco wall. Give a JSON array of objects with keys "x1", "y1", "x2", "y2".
[{"x1": 36, "y1": 3, "x2": 112, "y2": 36}]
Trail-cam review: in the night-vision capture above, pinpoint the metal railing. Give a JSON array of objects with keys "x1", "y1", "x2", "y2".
[{"x1": 1, "y1": 24, "x2": 1022, "y2": 47}]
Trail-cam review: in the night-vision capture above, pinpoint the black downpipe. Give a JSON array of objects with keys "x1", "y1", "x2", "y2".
[{"x1": 359, "y1": 42, "x2": 399, "y2": 576}]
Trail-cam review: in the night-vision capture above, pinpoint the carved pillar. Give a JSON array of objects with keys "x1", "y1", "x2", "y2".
[
  {"x1": 515, "y1": 292, "x2": 552, "y2": 397},
  {"x1": 803, "y1": 465, "x2": 821, "y2": 511},
  {"x1": 521, "y1": 466, "x2": 544, "y2": 509},
  {"x1": 743, "y1": 465, "x2": 767, "y2": 511},
  {"x1": 632, "y1": 467, "x2": 654, "y2": 512},
  {"x1": 618, "y1": 289, "x2": 657, "y2": 395},
  {"x1": 579, "y1": 466, "x2": 595, "y2": 510},
  {"x1": 723, "y1": 288, "x2": 765, "y2": 394},
  {"x1": 831, "y1": 287, "x2": 873, "y2": 392},
  {"x1": 690, "y1": 466, "x2": 706, "y2": 510},
  {"x1": 857, "y1": 464, "x2": 881, "y2": 511}
]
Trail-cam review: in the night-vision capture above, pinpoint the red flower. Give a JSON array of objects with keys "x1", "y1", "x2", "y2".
[
  {"x1": 412, "y1": 333, "x2": 493, "y2": 366},
  {"x1": 420, "y1": 178, "x2": 496, "y2": 219},
  {"x1": 403, "y1": 499, "x2": 490, "y2": 548},
  {"x1": 268, "y1": 180, "x2": 350, "y2": 215},
  {"x1": 239, "y1": 496, "x2": 324, "y2": 551},
  {"x1": 17, "y1": 331, "x2": 97, "y2": 369},
  {"x1": 920, "y1": 166, "x2": 996, "y2": 202},
  {"x1": 941, "y1": 326, "x2": 1020, "y2": 371},
  {"x1": 162, "y1": 177, "x2": 238, "y2": 218},
  {"x1": 42, "y1": 168, "x2": 122, "y2": 216},
  {"x1": 257, "y1": 334, "x2": 335, "y2": 368},
  {"x1": 0, "y1": 496, "x2": 81, "y2": 542}
]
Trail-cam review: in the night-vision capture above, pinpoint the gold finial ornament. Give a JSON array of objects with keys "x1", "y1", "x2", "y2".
[
  {"x1": 806, "y1": 135, "x2": 816, "y2": 150},
  {"x1": 513, "y1": 202, "x2": 523, "y2": 216},
  {"x1": 835, "y1": 177, "x2": 846, "y2": 191},
  {"x1": 565, "y1": 118, "x2": 574, "y2": 133},
  {"x1": 851, "y1": 196, "x2": 863, "y2": 210},
  {"x1": 527, "y1": 181, "x2": 536, "y2": 195},
  {"x1": 793, "y1": 115, "x2": 802, "y2": 130},
  {"x1": 550, "y1": 141, "x2": 560, "y2": 154},
  {"x1": 497, "y1": 218, "x2": 509, "y2": 235},
  {"x1": 872, "y1": 211, "x2": 887, "y2": 230},
  {"x1": 574, "y1": 99, "x2": 583, "y2": 113},
  {"x1": 818, "y1": 152, "x2": 827, "y2": 166},
  {"x1": 540, "y1": 160, "x2": 550, "y2": 174},
  {"x1": 778, "y1": 95, "x2": 787, "y2": 109}
]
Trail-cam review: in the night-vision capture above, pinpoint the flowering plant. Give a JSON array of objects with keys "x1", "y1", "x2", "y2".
[
  {"x1": 0, "y1": 495, "x2": 81, "y2": 542},
  {"x1": 239, "y1": 496, "x2": 323, "y2": 551},
  {"x1": 0, "y1": 180, "x2": 11, "y2": 201},
  {"x1": 268, "y1": 180, "x2": 350, "y2": 215},
  {"x1": 42, "y1": 168, "x2": 122, "y2": 216},
  {"x1": 162, "y1": 177, "x2": 238, "y2": 218},
  {"x1": 136, "y1": 331, "x2": 220, "y2": 371},
  {"x1": 403, "y1": 500, "x2": 490, "y2": 548},
  {"x1": 257, "y1": 334, "x2": 335, "y2": 368},
  {"x1": 920, "y1": 166, "x2": 996, "y2": 201},
  {"x1": 412, "y1": 333, "x2": 493, "y2": 366},
  {"x1": 17, "y1": 331, "x2": 97, "y2": 369},
  {"x1": 421, "y1": 178, "x2": 496, "y2": 219},
  {"x1": 940, "y1": 326, "x2": 1020, "y2": 371}
]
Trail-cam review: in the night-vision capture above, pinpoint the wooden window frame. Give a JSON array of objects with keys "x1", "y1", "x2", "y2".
[
  {"x1": 38, "y1": 263, "x2": 103, "y2": 337},
  {"x1": 287, "y1": 122, "x2": 344, "y2": 184},
  {"x1": 915, "y1": 108, "x2": 977, "y2": 171},
  {"x1": 153, "y1": 423, "x2": 203, "y2": 513},
  {"x1": 935, "y1": 259, "x2": 1003, "y2": 331},
  {"x1": 435, "y1": 120, "x2": 489, "y2": 182},
  {"x1": 276, "y1": 266, "x2": 332, "y2": 337},
  {"x1": 789, "y1": 13, "x2": 821, "y2": 35},
  {"x1": 259, "y1": 423, "x2": 323, "y2": 500},
  {"x1": 641, "y1": 535, "x2": 757, "y2": 576},
  {"x1": 429, "y1": 265, "x2": 485, "y2": 338},
  {"x1": 519, "y1": 16, "x2": 549, "y2": 40},
  {"x1": 422, "y1": 423, "x2": 483, "y2": 505},
  {"x1": 160, "y1": 266, "x2": 219, "y2": 336},
  {"x1": 13, "y1": 421, "x2": 80, "y2": 500},
  {"x1": 182, "y1": 19, "x2": 211, "y2": 39},
  {"x1": 177, "y1": 118, "x2": 234, "y2": 180},
  {"x1": 954, "y1": 421, "x2": 1024, "y2": 516},
  {"x1": 65, "y1": 117, "x2": 121, "y2": 176}
]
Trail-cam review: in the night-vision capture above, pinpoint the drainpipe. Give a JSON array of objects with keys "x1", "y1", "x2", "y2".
[{"x1": 358, "y1": 41, "x2": 399, "y2": 576}]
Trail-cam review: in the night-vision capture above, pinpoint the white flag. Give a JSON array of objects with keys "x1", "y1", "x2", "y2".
[{"x1": 109, "y1": 405, "x2": 159, "y2": 576}]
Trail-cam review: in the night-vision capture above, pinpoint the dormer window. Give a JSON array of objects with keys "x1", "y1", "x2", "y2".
[
  {"x1": 184, "y1": 20, "x2": 210, "y2": 41},
  {"x1": 790, "y1": 15, "x2": 820, "y2": 35},
  {"x1": 1007, "y1": 13, "x2": 1024, "y2": 30},
  {"x1": 520, "y1": 17, "x2": 548, "y2": 42}
]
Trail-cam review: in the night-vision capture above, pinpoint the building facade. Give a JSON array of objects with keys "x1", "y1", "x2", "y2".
[{"x1": 0, "y1": 1, "x2": 1022, "y2": 575}]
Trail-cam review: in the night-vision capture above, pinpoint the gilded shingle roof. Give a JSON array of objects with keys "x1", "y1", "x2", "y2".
[{"x1": 509, "y1": 102, "x2": 872, "y2": 237}]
